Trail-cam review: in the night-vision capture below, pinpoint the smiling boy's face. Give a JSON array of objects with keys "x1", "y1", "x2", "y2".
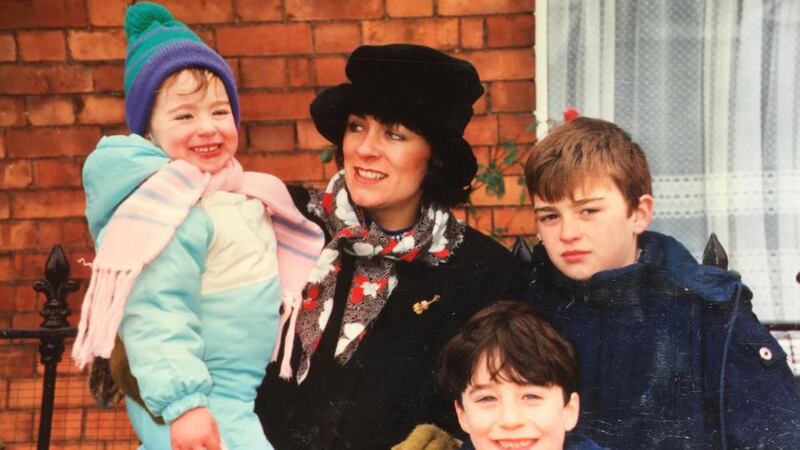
[
  {"x1": 148, "y1": 70, "x2": 238, "y2": 173},
  {"x1": 455, "y1": 356, "x2": 580, "y2": 450}
]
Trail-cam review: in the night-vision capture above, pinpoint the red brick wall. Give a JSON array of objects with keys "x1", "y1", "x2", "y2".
[{"x1": 0, "y1": 0, "x2": 534, "y2": 446}]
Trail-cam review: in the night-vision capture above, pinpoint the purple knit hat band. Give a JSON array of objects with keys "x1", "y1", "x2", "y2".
[{"x1": 125, "y1": 40, "x2": 240, "y2": 135}]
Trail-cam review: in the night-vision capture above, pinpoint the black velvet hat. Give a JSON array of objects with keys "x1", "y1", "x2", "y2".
[{"x1": 310, "y1": 44, "x2": 484, "y2": 197}]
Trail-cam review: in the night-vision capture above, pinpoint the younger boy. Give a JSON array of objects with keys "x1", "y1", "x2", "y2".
[
  {"x1": 72, "y1": 3, "x2": 322, "y2": 449},
  {"x1": 523, "y1": 117, "x2": 800, "y2": 449},
  {"x1": 437, "y1": 301, "x2": 602, "y2": 450}
]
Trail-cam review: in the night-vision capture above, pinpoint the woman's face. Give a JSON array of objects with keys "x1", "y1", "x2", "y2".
[{"x1": 342, "y1": 114, "x2": 431, "y2": 230}]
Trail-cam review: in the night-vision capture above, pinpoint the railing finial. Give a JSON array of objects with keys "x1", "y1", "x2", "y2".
[
  {"x1": 33, "y1": 245, "x2": 79, "y2": 331},
  {"x1": 702, "y1": 233, "x2": 728, "y2": 270}
]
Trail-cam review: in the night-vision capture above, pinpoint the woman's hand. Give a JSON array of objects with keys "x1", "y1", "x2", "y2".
[{"x1": 170, "y1": 406, "x2": 222, "y2": 450}]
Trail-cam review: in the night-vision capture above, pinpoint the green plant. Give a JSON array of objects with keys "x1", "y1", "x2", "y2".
[
  {"x1": 319, "y1": 147, "x2": 335, "y2": 164},
  {"x1": 474, "y1": 138, "x2": 532, "y2": 205}
]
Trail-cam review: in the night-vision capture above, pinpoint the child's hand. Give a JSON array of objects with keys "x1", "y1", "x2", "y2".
[{"x1": 170, "y1": 407, "x2": 223, "y2": 450}]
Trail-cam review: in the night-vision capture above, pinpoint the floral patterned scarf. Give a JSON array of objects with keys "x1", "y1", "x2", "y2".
[{"x1": 292, "y1": 171, "x2": 465, "y2": 382}]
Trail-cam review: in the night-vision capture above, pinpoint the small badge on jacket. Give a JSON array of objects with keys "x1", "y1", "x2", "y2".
[{"x1": 413, "y1": 294, "x2": 441, "y2": 315}]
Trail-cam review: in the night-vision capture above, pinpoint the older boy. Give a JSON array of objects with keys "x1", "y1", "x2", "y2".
[{"x1": 523, "y1": 117, "x2": 800, "y2": 449}]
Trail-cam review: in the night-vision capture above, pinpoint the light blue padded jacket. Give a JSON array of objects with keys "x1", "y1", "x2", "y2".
[{"x1": 84, "y1": 134, "x2": 279, "y2": 449}]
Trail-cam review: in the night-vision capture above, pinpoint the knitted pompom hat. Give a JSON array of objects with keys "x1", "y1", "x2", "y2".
[{"x1": 123, "y1": 1, "x2": 239, "y2": 135}]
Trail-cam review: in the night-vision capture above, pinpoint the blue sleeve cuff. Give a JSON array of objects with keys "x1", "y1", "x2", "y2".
[{"x1": 161, "y1": 391, "x2": 209, "y2": 424}]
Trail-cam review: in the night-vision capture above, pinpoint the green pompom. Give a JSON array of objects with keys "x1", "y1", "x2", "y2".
[{"x1": 124, "y1": 2, "x2": 177, "y2": 40}]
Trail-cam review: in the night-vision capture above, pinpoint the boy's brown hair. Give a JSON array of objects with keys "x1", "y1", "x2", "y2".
[
  {"x1": 525, "y1": 117, "x2": 652, "y2": 212},
  {"x1": 437, "y1": 301, "x2": 579, "y2": 405}
]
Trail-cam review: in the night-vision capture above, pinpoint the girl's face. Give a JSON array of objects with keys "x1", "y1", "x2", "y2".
[
  {"x1": 341, "y1": 114, "x2": 431, "y2": 230},
  {"x1": 148, "y1": 70, "x2": 238, "y2": 173}
]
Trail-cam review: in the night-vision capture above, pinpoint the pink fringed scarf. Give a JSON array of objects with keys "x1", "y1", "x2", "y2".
[{"x1": 72, "y1": 159, "x2": 325, "y2": 371}]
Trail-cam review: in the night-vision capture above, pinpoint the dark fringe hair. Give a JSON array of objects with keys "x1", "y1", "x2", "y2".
[
  {"x1": 437, "y1": 300, "x2": 579, "y2": 405},
  {"x1": 525, "y1": 117, "x2": 652, "y2": 213}
]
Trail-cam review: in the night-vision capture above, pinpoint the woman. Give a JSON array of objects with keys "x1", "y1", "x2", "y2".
[{"x1": 255, "y1": 44, "x2": 525, "y2": 449}]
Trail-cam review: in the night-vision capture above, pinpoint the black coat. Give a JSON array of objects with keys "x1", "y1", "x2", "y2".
[{"x1": 256, "y1": 189, "x2": 526, "y2": 450}]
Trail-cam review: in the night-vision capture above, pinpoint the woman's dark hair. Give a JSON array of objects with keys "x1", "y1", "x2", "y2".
[{"x1": 437, "y1": 300, "x2": 579, "y2": 405}]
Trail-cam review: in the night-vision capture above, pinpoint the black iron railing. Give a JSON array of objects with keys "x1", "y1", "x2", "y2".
[
  {"x1": 701, "y1": 234, "x2": 800, "y2": 333},
  {"x1": 0, "y1": 245, "x2": 78, "y2": 450}
]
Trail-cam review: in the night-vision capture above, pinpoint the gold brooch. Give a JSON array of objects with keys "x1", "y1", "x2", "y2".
[{"x1": 413, "y1": 294, "x2": 441, "y2": 315}]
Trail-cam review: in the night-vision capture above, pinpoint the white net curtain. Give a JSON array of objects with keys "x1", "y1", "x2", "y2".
[{"x1": 545, "y1": 0, "x2": 800, "y2": 321}]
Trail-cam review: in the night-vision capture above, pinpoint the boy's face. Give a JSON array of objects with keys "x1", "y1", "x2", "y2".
[
  {"x1": 533, "y1": 177, "x2": 653, "y2": 281},
  {"x1": 148, "y1": 70, "x2": 237, "y2": 173},
  {"x1": 455, "y1": 358, "x2": 580, "y2": 450}
]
